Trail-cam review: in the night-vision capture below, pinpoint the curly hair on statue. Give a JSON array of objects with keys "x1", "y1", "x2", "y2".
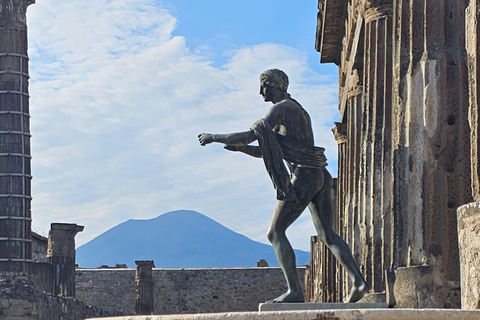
[{"x1": 259, "y1": 69, "x2": 289, "y2": 92}]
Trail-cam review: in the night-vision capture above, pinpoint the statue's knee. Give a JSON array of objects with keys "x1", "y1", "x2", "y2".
[
  {"x1": 267, "y1": 229, "x2": 276, "y2": 243},
  {"x1": 267, "y1": 228, "x2": 284, "y2": 244}
]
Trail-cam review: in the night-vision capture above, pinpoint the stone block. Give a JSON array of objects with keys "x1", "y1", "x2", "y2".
[
  {"x1": 258, "y1": 302, "x2": 388, "y2": 312},
  {"x1": 393, "y1": 265, "x2": 460, "y2": 308},
  {"x1": 87, "y1": 309, "x2": 480, "y2": 320},
  {"x1": 457, "y1": 201, "x2": 480, "y2": 309}
]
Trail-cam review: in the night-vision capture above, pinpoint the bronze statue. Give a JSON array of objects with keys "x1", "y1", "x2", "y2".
[{"x1": 198, "y1": 69, "x2": 369, "y2": 303}]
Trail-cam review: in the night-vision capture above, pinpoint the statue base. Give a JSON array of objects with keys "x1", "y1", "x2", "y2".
[{"x1": 258, "y1": 302, "x2": 388, "y2": 312}]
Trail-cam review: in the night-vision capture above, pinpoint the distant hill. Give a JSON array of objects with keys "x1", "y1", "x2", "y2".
[{"x1": 76, "y1": 210, "x2": 310, "y2": 268}]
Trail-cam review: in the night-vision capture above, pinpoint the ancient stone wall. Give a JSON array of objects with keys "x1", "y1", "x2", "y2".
[
  {"x1": 31, "y1": 232, "x2": 47, "y2": 263},
  {"x1": 0, "y1": 274, "x2": 124, "y2": 320},
  {"x1": 76, "y1": 267, "x2": 306, "y2": 315}
]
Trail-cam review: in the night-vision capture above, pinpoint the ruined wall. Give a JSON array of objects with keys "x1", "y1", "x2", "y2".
[
  {"x1": 0, "y1": 274, "x2": 124, "y2": 320},
  {"x1": 76, "y1": 267, "x2": 305, "y2": 315},
  {"x1": 31, "y1": 232, "x2": 47, "y2": 263}
]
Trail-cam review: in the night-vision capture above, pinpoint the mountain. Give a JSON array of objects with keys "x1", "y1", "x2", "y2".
[{"x1": 76, "y1": 210, "x2": 310, "y2": 268}]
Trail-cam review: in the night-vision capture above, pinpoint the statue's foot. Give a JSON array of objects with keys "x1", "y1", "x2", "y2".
[
  {"x1": 347, "y1": 281, "x2": 370, "y2": 303},
  {"x1": 266, "y1": 291, "x2": 305, "y2": 304}
]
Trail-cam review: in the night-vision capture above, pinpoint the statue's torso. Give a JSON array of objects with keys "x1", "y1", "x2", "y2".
[{"x1": 269, "y1": 98, "x2": 315, "y2": 146}]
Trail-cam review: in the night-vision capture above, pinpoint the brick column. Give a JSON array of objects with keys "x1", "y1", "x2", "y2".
[
  {"x1": 0, "y1": 0, "x2": 35, "y2": 275},
  {"x1": 47, "y1": 223, "x2": 84, "y2": 297},
  {"x1": 135, "y1": 260, "x2": 155, "y2": 315}
]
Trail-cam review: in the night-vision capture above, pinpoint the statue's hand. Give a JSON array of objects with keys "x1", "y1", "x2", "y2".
[{"x1": 198, "y1": 133, "x2": 214, "y2": 146}]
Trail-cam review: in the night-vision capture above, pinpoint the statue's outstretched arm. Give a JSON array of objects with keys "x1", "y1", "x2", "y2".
[
  {"x1": 198, "y1": 130, "x2": 256, "y2": 146},
  {"x1": 224, "y1": 145, "x2": 262, "y2": 158}
]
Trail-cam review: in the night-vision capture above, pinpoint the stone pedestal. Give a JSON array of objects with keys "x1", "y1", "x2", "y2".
[
  {"x1": 258, "y1": 302, "x2": 388, "y2": 312},
  {"x1": 135, "y1": 260, "x2": 155, "y2": 315},
  {"x1": 393, "y1": 266, "x2": 460, "y2": 308},
  {"x1": 47, "y1": 223, "x2": 84, "y2": 297},
  {"x1": 457, "y1": 202, "x2": 480, "y2": 309}
]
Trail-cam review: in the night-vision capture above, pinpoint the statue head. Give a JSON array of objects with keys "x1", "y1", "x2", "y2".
[
  {"x1": 259, "y1": 69, "x2": 290, "y2": 103},
  {"x1": 259, "y1": 69, "x2": 289, "y2": 93}
]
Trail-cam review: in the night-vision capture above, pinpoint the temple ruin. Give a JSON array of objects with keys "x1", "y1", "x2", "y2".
[
  {"x1": 307, "y1": 0, "x2": 480, "y2": 308},
  {"x1": 4, "y1": 0, "x2": 480, "y2": 318}
]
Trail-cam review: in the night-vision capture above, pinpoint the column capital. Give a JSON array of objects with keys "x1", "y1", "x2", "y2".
[
  {"x1": 135, "y1": 260, "x2": 155, "y2": 268},
  {"x1": 347, "y1": 70, "x2": 363, "y2": 98},
  {"x1": 47, "y1": 223, "x2": 84, "y2": 258},
  {"x1": 361, "y1": 0, "x2": 393, "y2": 22},
  {"x1": 332, "y1": 122, "x2": 348, "y2": 145},
  {"x1": 0, "y1": 0, "x2": 35, "y2": 28}
]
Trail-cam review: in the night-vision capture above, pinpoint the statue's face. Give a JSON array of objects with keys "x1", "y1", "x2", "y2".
[{"x1": 259, "y1": 81, "x2": 275, "y2": 102}]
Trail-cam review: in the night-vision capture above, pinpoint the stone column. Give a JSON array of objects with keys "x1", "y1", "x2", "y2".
[
  {"x1": 47, "y1": 223, "x2": 84, "y2": 297},
  {"x1": 457, "y1": 0, "x2": 480, "y2": 310},
  {"x1": 0, "y1": 0, "x2": 35, "y2": 275},
  {"x1": 135, "y1": 260, "x2": 155, "y2": 315},
  {"x1": 391, "y1": 0, "x2": 471, "y2": 307},
  {"x1": 333, "y1": 122, "x2": 347, "y2": 301},
  {"x1": 344, "y1": 80, "x2": 363, "y2": 301},
  {"x1": 360, "y1": 0, "x2": 393, "y2": 293},
  {"x1": 466, "y1": 0, "x2": 480, "y2": 202},
  {"x1": 393, "y1": 0, "x2": 471, "y2": 275}
]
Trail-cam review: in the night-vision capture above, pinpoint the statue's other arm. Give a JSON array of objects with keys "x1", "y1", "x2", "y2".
[
  {"x1": 198, "y1": 130, "x2": 256, "y2": 146},
  {"x1": 224, "y1": 145, "x2": 262, "y2": 158}
]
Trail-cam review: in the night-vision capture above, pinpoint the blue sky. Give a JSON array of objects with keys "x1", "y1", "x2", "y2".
[{"x1": 26, "y1": 0, "x2": 339, "y2": 253}]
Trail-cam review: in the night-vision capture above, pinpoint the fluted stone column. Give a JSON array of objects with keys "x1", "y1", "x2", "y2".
[
  {"x1": 135, "y1": 260, "x2": 155, "y2": 315},
  {"x1": 333, "y1": 122, "x2": 347, "y2": 301},
  {"x1": 0, "y1": 0, "x2": 35, "y2": 275},
  {"x1": 391, "y1": 0, "x2": 471, "y2": 308},
  {"x1": 467, "y1": 1, "x2": 480, "y2": 203},
  {"x1": 360, "y1": 0, "x2": 393, "y2": 293},
  {"x1": 393, "y1": 0, "x2": 471, "y2": 273},
  {"x1": 47, "y1": 223, "x2": 84, "y2": 297},
  {"x1": 344, "y1": 81, "x2": 363, "y2": 300},
  {"x1": 457, "y1": 0, "x2": 480, "y2": 309}
]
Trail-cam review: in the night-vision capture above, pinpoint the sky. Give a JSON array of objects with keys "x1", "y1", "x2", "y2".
[{"x1": 25, "y1": 0, "x2": 340, "y2": 252}]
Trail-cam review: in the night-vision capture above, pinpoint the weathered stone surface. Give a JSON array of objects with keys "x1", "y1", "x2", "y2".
[
  {"x1": 135, "y1": 260, "x2": 155, "y2": 315},
  {"x1": 30, "y1": 262, "x2": 53, "y2": 294},
  {"x1": 457, "y1": 201, "x2": 480, "y2": 309},
  {"x1": 258, "y1": 302, "x2": 388, "y2": 311},
  {"x1": 47, "y1": 223, "x2": 84, "y2": 298},
  {"x1": 0, "y1": 273, "x2": 124, "y2": 320},
  {"x1": 256, "y1": 259, "x2": 269, "y2": 267},
  {"x1": 466, "y1": 0, "x2": 480, "y2": 201},
  {"x1": 88, "y1": 309, "x2": 480, "y2": 320},
  {"x1": 76, "y1": 267, "x2": 306, "y2": 315},
  {"x1": 31, "y1": 232, "x2": 47, "y2": 263},
  {"x1": 393, "y1": 266, "x2": 460, "y2": 308},
  {"x1": 311, "y1": 0, "x2": 473, "y2": 306}
]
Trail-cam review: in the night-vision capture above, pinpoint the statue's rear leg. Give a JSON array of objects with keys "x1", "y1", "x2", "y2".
[{"x1": 308, "y1": 169, "x2": 370, "y2": 302}]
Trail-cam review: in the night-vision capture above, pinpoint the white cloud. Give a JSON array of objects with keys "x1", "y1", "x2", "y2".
[{"x1": 26, "y1": 0, "x2": 339, "y2": 251}]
